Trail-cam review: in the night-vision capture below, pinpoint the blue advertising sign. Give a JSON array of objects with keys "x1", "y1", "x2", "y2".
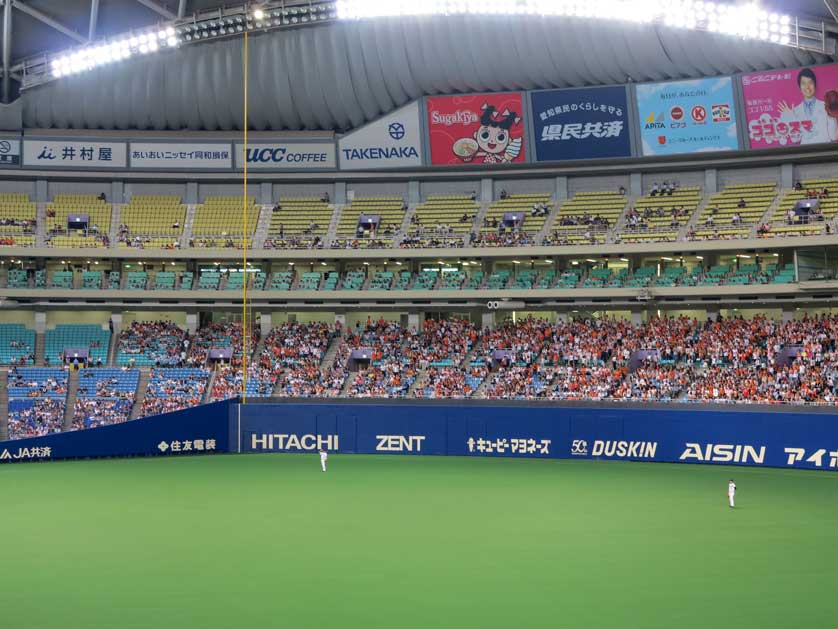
[
  {"x1": 238, "y1": 403, "x2": 838, "y2": 472},
  {"x1": 0, "y1": 401, "x2": 231, "y2": 463},
  {"x1": 635, "y1": 77, "x2": 739, "y2": 156},
  {"x1": 531, "y1": 86, "x2": 631, "y2": 161}
]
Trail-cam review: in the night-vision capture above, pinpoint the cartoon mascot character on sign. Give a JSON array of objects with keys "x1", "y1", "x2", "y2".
[{"x1": 452, "y1": 104, "x2": 523, "y2": 164}]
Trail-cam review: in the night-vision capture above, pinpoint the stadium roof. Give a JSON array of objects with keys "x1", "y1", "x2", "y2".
[{"x1": 4, "y1": 1, "x2": 838, "y2": 131}]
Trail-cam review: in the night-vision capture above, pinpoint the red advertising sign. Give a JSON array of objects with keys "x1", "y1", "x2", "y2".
[{"x1": 426, "y1": 93, "x2": 526, "y2": 166}]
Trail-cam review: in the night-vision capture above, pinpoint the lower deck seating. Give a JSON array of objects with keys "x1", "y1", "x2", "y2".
[
  {"x1": 7, "y1": 367, "x2": 69, "y2": 439},
  {"x1": 44, "y1": 324, "x2": 110, "y2": 365},
  {"x1": 73, "y1": 368, "x2": 140, "y2": 430},
  {"x1": 140, "y1": 368, "x2": 209, "y2": 417},
  {"x1": 117, "y1": 320, "x2": 188, "y2": 367},
  {"x1": 0, "y1": 324, "x2": 36, "y2": 365}
]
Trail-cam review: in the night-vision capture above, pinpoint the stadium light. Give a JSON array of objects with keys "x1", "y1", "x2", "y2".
[
  {"x1": 21, "y1": 0, "x2": 818, "y2": 91},
  {"x1": 334, "y1": 0, "x2": 796, "y2": 46},
  {"x1": 50, "y1": 26, "x2": 182, "y2": 79}
]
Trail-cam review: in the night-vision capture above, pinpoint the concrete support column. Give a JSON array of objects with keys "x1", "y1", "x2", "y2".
[
  {"x1": 481, "y1": 311, "x2": 494, "y2": 330},
  {"x1": 630, "y1": 172, "x2": 642, "y2": 196},
  {"x1": 259, "y1": 312, "x2": 272, "y2": 338},
  {"x1": 780, "y1": 163, "x2": 794, "y2": 189},
  {"x1": 186, "y1": 313, "x2": 198, "y2": 335},
  {"x1": 630, "y1": 310, "x2": 643, "y2": 325},
  {"x1": 111, "y1": 181, "x2": 124, "y2": 204},
  {"x1": 408, "y1": 181, "x2": 420, "y2": 205},
  {"x1": 408, "y1": 313, "x2": 421, "y2": 331},
  {"x1": 705, "y1": 307, "x2": 720, "y2": 322},
  {"x1": 704, "y1": 169, "x2": 718, "y2": 194},
  {"x1": 334, "y1": 182, "x2": 347, "y2": 205},
  {"x1": 335, "y1": 313, "x2": 346, "y2": 329},
  {"x1": 109, "y1": 313, "x2": 122, "y2": 337},
  {"x1": 260, "y1": 182, "x2": 272, "y2": 206},
  {"x1": 185, "y1": 182, "x2": 198, "y2": 205},
  {"x1": 35, "y1": 180, "x2": 48, "y2": 203},
  {"x1": 781, "y1": 307, "x2": 795, "y2": 324},
  {"x1": 481, "y1": 178, "x2": 493, "y2": 202},
  {"x1": 34, "y1": 311, "x2": 46, "y2": 334},
  {"x1": 555, "y1": 176, "x2": 568, "y2": 201},
  {"x1": 555, "y1": 311, "x2": 568, "y2": 323}
]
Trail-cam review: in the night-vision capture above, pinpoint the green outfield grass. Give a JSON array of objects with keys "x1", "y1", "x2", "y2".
[{"x1": 1, "y1": 454, "x2": 836, "y2": 628}]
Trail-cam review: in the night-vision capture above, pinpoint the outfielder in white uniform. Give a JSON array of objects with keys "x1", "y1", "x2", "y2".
[
  {"x1": 319, "y1": 448, "x2": 328, "y2": 472},
  {"x1": 728, "y1": 480, "x2": 736, "y2": 508}
]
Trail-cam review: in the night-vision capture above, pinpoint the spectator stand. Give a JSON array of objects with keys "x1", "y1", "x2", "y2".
[{"x1": 73, "y1": 368, "x2": 140, "y2": 430}]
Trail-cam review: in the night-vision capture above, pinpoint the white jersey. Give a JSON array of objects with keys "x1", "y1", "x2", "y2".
[
  {"x1": 320, "y1": 451, "x2": 328, "y2": 462},
  {"x1": 728, "y1": 482, "x2": 736, "y2": 496}
]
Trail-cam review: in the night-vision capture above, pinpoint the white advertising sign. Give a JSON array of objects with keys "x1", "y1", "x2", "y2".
[
  {"x1": 130, "y1": 142, "x2": 232, "y2": 169},
  {"x1": 338, "y1": 101, "x2": 423, "y2": 170},
  {"x1": 23, "y1": 139, "x2": 127, "y2": 168},
  {"x1": 234, "y1": 142, "x2": 336, "y2": 169}
]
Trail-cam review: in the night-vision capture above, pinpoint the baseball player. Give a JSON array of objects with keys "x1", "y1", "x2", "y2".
[
  {"x1": 319, "y1": 448, "x2": 328, "y2": 473},
  {"x1": 728, "y1": 479, "x2": 736, "y2": 508}
]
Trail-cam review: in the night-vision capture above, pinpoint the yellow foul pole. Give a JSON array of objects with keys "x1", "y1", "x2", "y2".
[{"x1": 241, "y1": 31, "x2": 249, "y2": 403}]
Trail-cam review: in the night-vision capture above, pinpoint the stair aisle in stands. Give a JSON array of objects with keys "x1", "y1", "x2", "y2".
[
  {"x1": 63, "y1": 368, "x2": 80, "y2": 430},
  {"x1": 0, "y1": 368, "x2": 8, "y2": 440},
  {"x1": 180, "y1": 204, "x2": 197, "y2": 247},
  {"x1": 35, "y1": 332, "x2": 45, "y2": 366},
  {"x1": 130, "y1": 369, "x2": 151, "y2": 420}
]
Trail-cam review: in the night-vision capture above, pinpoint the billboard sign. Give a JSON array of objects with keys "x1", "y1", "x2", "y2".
[
  {"x1": 338, "y1": 101, "x2": 423, "y2": 170},
  {"x1": 635, "y1": 77, "x2": 739, "y2": 155},
  {"x1": 130, "y1": 142, "x2": 232, "y2": 169},
  {"x1": 530, "y1": 85, "x2": 631, "y2": 161},
  {"x1": 235, "y1": 141, "x2": 336, "y2": 170},
  {"x1": 742, "y1": 64, "x2": 838, "y2": 149},
  {"x1": 23, "y1": 139, "x2": 127, "y2": 168},
  {"x1": 426, "y1": 92, "x2": 526, "y2": 166}
]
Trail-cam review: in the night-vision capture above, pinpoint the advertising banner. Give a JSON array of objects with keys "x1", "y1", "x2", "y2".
[
  {"x1": 426, "y1": 92, "x2": 527, "y2": 166},
  {"x1": 635, "y1": 77, "x2": 739, "y2": 156},
  {"x1": 238, "y1": 403, "x2": 838, "y2": 471},
  {"x1": 130, "y1": 142, "x2": 232, "y2": 169},
  {"x1": 531, "y1": 86, "x2": 631, "y2": 161},
  {"x1": 0, "y1": 137, "x2": 21, "y2": 167},
  {"x1": 742, "y1": 64, "x2": 838, "y2": 149},
  {"x1": 235, "y1": 141, "x2": 336, "y2": 170},
  {"x1": 0, "y1": 401, "x2": 230, "y2": 464},
  {"x1": 338, "y1": 101, "x2": 423, "y2": 170},
  {"x1": 23, "y1": 139, "x2": 127, "y2": 168}
]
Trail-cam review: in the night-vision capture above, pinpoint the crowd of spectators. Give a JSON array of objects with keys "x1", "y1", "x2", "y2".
[
  {"x1": 330, "y1": 238, "x2": 390, "y2": 250},
  {"x1": 404, "y1": 318, "x2": 478, "y2": 368},
  {"x1": 470, "y1": 231, "x2": 535, "y2": 247},
  {"x1": 72, "y1": 369, "x2": 137, "y2": 430},
  {"x1": 419, "y1": 366, "x2": 488, "y2": 398},
  {"x1": 0, "y1": 217, "x2": 35, "y2": 232},
  {"x1": 188, "y1": 321, "x2": 258, "y2": 367},
  {"x1": 212, "y1": 321, "x2": 336, "y2": 400},
  {"x1": 8, "y1": 399, "x2": 65, "y2": 439},
  {"x1": 118, "y1": 320, "x2": 188, "y2": 366},
  {"x1": 340, "y1": 319, "x2": 415, "y2": 397},
  {"x1": 140, "y1": 369, "x2": 209, "y2": 417},
  {"x1": 400, "y1": 235, "x2": 465, "y2": 248},
  {"x1": 264, "y1": 236, "x2": 324, "y2": 249}
]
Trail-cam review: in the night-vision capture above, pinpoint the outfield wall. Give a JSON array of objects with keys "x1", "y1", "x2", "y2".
[
  {"x1": 237, "y1": 403, "x2": 838, "y2": 472},
  {"x1": 0, "y1": 401, "x2": 231, "y2": 463},
  {"x1": 2, "y1": 401, "x2": 837, "y2": 471}
]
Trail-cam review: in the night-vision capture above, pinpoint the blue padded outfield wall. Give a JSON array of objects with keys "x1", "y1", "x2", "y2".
[
  {"x1": 2, "y1": 401, "x2": 837, "y2": 471},
  {"x1": 0, "y1": 401, "x2": 231, "y2": 463},
  {"x1": 236, "y1": 403, "x2": 838, "y2": 472}
]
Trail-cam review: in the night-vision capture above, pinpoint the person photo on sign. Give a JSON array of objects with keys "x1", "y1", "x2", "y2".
[
  {"x1": 454, "y1": 104, "x2": 522, "y2": 164},
  {"x1": 776, "y1": 68, "x2": 838, "y2": 145}
]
